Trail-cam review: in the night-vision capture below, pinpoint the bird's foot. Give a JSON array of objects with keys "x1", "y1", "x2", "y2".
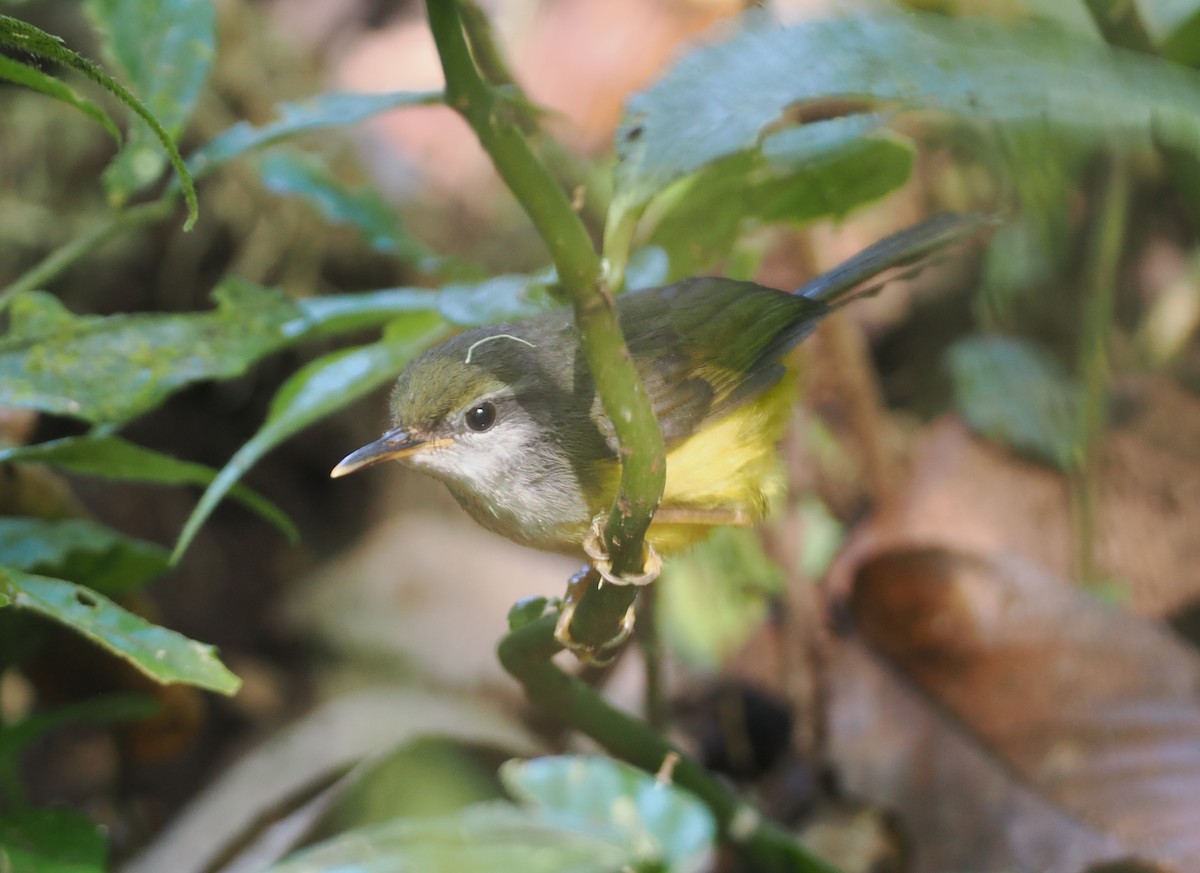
[
  {"x1": 552, "y1": 520, "x2": 662, "y2": 664},
  {"x1": 553, "y1": 570, "x2": 637, "y2": 667},
  {"x1": 582, "y1": 516, "x2": 663, "y2": 587}
]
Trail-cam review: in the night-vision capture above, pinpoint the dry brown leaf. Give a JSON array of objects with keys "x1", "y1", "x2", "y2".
[
  {"x1": 832, "y1": 401, "x2": 1200, "y2": 616},
  {"x1": 850, "y1": 547, "x2": 1200, "y2": 869},
  {"x1": 826, "y1": 635, "x2": 1128, "y2": 873}
]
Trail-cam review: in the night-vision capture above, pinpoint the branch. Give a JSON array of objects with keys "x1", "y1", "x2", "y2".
[
  {"x1": 498, "y1": 616, "x2": 841, "y2": 873},
  {"x1": 426, "y1": 0, "x2": 666, "y2": 645},
  {"x1": 1070, "y1": 156, "x2": 1128, "y2": 585}
]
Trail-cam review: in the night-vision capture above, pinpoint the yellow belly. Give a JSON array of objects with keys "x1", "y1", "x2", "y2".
[{"x1": 595, "y1": 368, "x2": 796, "y2": 555}]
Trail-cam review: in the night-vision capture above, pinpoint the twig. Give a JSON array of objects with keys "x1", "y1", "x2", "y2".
[
  {"x1": 426, "y1": 0, "x2": 665, "y2": 645},
  {"x1": 498, "y1": 616, "x2": 842, "y2": 873},
  {"x1": 0, "y1": 198, "x2": 175, "y2": 308},
  {"x1": 1070, "y1": 156, "x2": 1128, "y2": 585}
]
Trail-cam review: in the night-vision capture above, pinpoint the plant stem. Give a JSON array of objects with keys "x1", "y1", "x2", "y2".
[
  {"x1": 0, "y1": 198, "x2": 176, "y2": 308},
  {"x1": 457, "y1": 0, "x2": 518, "y2": 89},
  {"x1": 426, "y1": 0, "x2": 665, "y2": 646},
  {"x1": 636, "y1": 584, "x2": 667, "y2": 730},
  {"x1": 499, "y1": 616, "x2": 843, "y2": 873},
  {"x1": 1071, "y1": 157, "x2": 1128, "y2": 585}
]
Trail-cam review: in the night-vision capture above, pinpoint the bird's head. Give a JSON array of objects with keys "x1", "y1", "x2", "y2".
[{"x1": 330, "y1": 331, "x2": 554, "y2": 490}]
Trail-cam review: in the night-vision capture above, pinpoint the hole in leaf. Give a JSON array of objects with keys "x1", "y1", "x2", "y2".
[
  {"x1": 761, "y1": 96, "x2": 889, "y2": 136},
  {"x1": 75, "y1": 590, "x2": 98, "y2": 608}
]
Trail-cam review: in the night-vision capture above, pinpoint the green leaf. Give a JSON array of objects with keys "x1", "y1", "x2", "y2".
[
  {"x1": 0, "y1": 568, "x2": 240, "y2": 694},
  {"x1": 978, "y1": 128, "x2": 1083, "y2": 308},
  {"x1": 1136, "y1": 0, "x2": 1200, "y2": 63},
  {"x1": 0, "y1": 280, "x2": 303, "y2": 426},
  {"x1": 796, "y1": 495, "x2": 844, "y2": 580},
  {"x1": 1011, "y1": 0, "x2": 1104, "y2": 38},
  {"x1": 173, "y1": 313, "x2": 450, "y2": 562},
  {"x1": 0, "y1": 808, "x2": 107, "y2": 873},
  {"x1": 0, "y1": 436, "x2": 296, "y2": 542},
  {"x1": 0, "y1": 518, "x2": 167, "y2": 596},
  {"x1": 85, "y1": 0, "x2": 214, "y2": 203},
  {"x1": 437, "y1": 272, "x2": 558, "y2": 326},
  {"x1": 926, "y1": 0, "x2": 1102, "y2": 38},
  {"x1": 611, "y1": 11, "x2": 1200, "y2": 230},
  {"x1": 647, "y1": 117, "x2": 914, "y2": 278},
  {"x1": 0, "y1": 14, "x2": 197, "y2": 227},
  {"x1": 0, "y1": 53, "x2": 120, "y2": 142},
  {"x1": 507, "y1": 597, "x2": 550, "y2": 631},
  {"x1": 255, "y1": 149, "x2": 434, "y2": 267},
  {"x1": 503, "y1": 756, "x2": 715, "y2": 870},
  {"x1": 189, "y1": 90, "x2": 443, "y2": 179},
  {"x1": 659, "y1": 527, "x2": 782, "y2": 667},
  {"x1": 287, "y1": 272, "x2": 560, "y2": 342},
  {"x1": 264, "y1": 804, "x2": 633, "y2": 873},
  {"x1": 292, "y1": 289, "x2": 440, "y2": 340},
  {"x1": 947, "y1": 334, "x2": 1081, "y2": 468}
]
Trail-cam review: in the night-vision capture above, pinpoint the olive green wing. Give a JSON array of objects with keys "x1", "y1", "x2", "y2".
[{"x1": 604, "y1": 277, "x2": 827, "y2": 449}]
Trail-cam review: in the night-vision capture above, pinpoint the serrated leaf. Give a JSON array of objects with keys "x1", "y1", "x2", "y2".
[
  {"x1": 0, "y1": 808, "x2": 107, "y2": 873},
  {"x1": 0, "y1": 436, "x2": 296, "y2": 542},
  {"x1": 264, "y1": 804, "x2": 633, "y2": 873},
  {"x1": 255, "y1": 149, "x2": 434, "y2": 267},
  {"x1": 189, "y1": 90, "x2": 442, "y2": 179},
  {"x1": 503, "y1": 756, "x2": 715, "y2": 871},
  {"x1": 85, "y1": 0, "x2": 214, "y2": 201},
  {"x1": 0, "y1": 567, "x2": 240, "y2": 694},
  {"x1": 173, "y1": 313, "x2": 450, "y2": 562},
  {"x1": 611, "y1": 11, "x2": 1200, "y2": 233},
  {"x1": 947, "y1": 334, "x2": 1081, "y2": 468},
  {"x1": 0, "y1": 53, "x2": 120, "y2": 142},
  {"x1": 0, "y1": 280, "x2": 303, "y2": 426},
  {"x1": 0, "y1": 517, "x2": 167, "y2": 596}
]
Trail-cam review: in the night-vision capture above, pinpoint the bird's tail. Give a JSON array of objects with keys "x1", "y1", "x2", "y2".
[{"x1": 796, "y1": 212, "x2": 995, "y2": 306}]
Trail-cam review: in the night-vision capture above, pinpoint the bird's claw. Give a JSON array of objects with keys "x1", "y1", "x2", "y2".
[
  {"x1": 551, "y1": 520, "x2": 662, "y2": 664},
  {"x1": 582, "y1": 516, "x2": 663, "y2": 587},
  {"x1": 553, "y1": 584, "x2": 637, "y2": 667}
]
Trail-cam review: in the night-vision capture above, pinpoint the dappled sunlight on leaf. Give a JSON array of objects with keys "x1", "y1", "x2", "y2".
[{"x1": 0, "y1": 281, "x2": 301, "y2": 426}]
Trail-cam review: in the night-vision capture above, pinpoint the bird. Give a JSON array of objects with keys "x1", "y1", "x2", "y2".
[{"x1": 331, "y1": 213, "x2": 981, "y2": 561}]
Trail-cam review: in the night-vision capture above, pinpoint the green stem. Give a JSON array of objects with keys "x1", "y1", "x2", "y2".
[
  {"x1": 637, "y1": 584, "x2": 667, "y2": 730},
  {"x1": 0, "y1": 198, "x2": 176, "y2": 308},
  {"x1": 426, "y1": 0, "x2": 665, "y2": 645},
  {"x1": 498, "y1": 616, "x2": 842, "y2": 873},
  {"x1": 1071, "y1": 157, "x2": 1128, "y2": 585},
  {"x1": 457, "y1": 0, "x2": 518, "y2": 89},
  {"x1": 1081, "y1": 0, "x2": 1155, "y2": 51}
]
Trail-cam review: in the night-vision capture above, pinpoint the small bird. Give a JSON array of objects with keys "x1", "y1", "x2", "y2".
[{"x1": 332, "y1": 214, "x2": 981, "y2": 558}]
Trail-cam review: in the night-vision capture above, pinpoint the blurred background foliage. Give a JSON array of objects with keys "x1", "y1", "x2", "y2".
[{"x1": 2, "y1": 0, "x2": 1200, "y2": 871}]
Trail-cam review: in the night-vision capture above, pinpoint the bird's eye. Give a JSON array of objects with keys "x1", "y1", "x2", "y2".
[{"x1": 465, "y1": 401, "x2": 497, "y2": 432}]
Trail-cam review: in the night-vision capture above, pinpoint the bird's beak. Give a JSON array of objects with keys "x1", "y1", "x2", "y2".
[{"x1": 330, "y1": 427, "x2": 440, "y2": 478}]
